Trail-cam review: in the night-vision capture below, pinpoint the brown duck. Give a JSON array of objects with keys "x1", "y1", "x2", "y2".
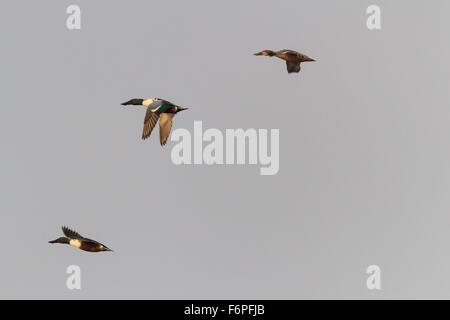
[
  {"x1": 254, "y1": 49, "x2": 315, "y2": 73},
  {"x1": 49, "y1": 226, "x2": 113, "y2": 252}
]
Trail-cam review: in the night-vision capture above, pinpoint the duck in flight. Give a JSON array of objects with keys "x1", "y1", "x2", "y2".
[
  {"x1": 49, "y1": 226, "x2": 113, "y2": 252},
  {"x1": 254, "y1": 49, "x2": 316, "y2": 73},
  {"x1": 121, "y1": 98, "x2": 188, "y2": 145}
]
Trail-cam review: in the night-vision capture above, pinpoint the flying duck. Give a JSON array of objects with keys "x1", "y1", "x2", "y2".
[
  {"x1": 49, "y1": 226, "x2": 113, "y2": 252},
  {"x1": 254, "y1": 49, "x2": 316, "y2": 73},
  {"x1": 121, "y1": 98, "x2": 188, "y2": 145}
]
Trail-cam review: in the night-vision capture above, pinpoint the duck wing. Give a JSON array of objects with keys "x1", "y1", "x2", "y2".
[
  {"x1": 159, "y1": 113, "x2": 175, "y2": 146},
  {"x1": 142, "y1": 108, "x2": 160, "y2": 140},
  {"x1": 286, "y1": 61, "x2": 301, "y2": 73},
  {"x1": 62, "y1": 226, "x2": 84, "y2": 240}
]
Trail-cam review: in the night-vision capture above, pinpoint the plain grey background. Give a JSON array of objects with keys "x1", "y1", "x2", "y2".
[{"x1": 1, "y1": 0, "x2": 450, "y2": 299}]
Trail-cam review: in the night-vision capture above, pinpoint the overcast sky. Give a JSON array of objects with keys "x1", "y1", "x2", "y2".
[{"x1": 1, "y1": 0, "x2": 450, "y2": 299}]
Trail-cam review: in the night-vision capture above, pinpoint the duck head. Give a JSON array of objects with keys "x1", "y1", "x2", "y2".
[
  {"x1": 121, "y1": 98, "x2": 144, "y2": 106},
  {"x1": 49, "y1": 237, "x2": 70, "y2": 244},
  {"x1": 254, "y1": 50, "x2": 276, "y2": 57}
]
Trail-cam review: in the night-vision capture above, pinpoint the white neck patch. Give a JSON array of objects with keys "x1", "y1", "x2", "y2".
[
  {"x1": 69, "y1": 239, "x2": 82, "y2": 248},
  {"x1": 142, "y1": 98, "x2": 155, "y2": 107}
]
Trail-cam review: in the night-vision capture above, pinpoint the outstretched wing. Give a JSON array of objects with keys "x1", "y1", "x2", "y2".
[
  {"x1": 286, "y1": 61, "x2": 301, "y2": 73},
  {"x1": 159, "y1": 113, "x2": 175, "y2": 146},
  {"x1": 142, "y1": 108, "x2": 160, "y2": 140},
  {"x1": 62, "y1": 226, "x2": 83, "y2": 240}
]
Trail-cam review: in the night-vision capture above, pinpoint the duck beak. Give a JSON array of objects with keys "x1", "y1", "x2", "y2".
[
  {"x1": 304, "y1": 56, "x2": 316, "y2": 62},
  {"x1": 178, "y1": 107, "x2": 188, "y2": 112},
  {"x1": 254, "y1": 51, "x2": 263, "y2": 56},
  {"x1": 121, "y1": 102, "x2": 127, "y2": 106}
]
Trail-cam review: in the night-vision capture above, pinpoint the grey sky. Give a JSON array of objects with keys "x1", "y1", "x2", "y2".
[{"x1": 1, "y1": 0, "x2": 450, "y2": 299}]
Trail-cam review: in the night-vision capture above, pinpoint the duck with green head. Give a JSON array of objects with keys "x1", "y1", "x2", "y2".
[
  {"x1": 121, "y1": 98, "x2": 188, "y2": 145},
  {"x1": 254, "y1": 49, "x2": 316, "y2": 73},
  {"x1": 49, "y1": 226, "x2": 113, "y2": 253}
]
